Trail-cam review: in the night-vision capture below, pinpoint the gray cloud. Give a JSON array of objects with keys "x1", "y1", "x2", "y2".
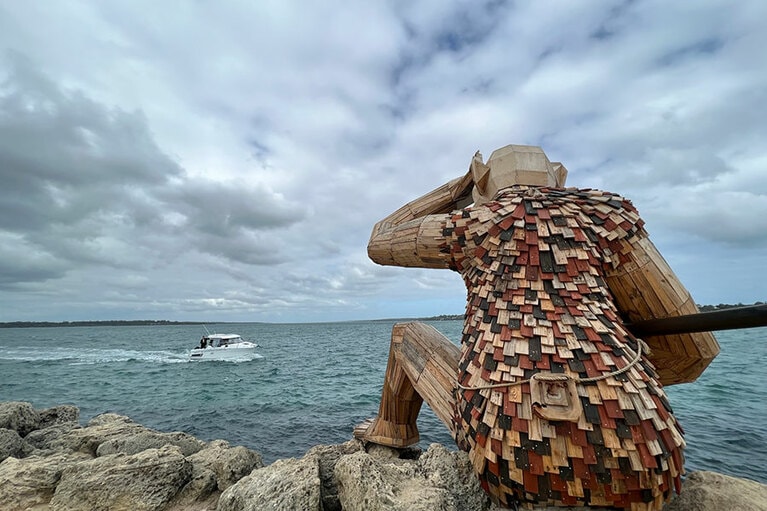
[
  {"x1": 0, "y1": 54, "x2": 306, "y2": 293},
  {"x1": 0, "y1": 1, "x2": 764, "y2": 321}
]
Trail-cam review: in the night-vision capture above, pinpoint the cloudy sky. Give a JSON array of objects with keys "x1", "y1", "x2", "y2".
[{"x1": 0, "y1": 1, "x2": 765, "y2": 323}]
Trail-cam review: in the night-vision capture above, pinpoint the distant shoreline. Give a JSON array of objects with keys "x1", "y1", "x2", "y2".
[
  {"x1": 0, "y1": 303, "x2": 761, "y2": 328},
  {"x1": 0, "y1": 320, "x2": 209, "y2": 328},
  {"x1": 0, "y1": 317, "x2": 464, "y2": 329}
]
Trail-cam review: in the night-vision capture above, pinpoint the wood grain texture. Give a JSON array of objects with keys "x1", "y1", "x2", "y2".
[{"x1": 363, "y1": 322, "x2": 460, "y2": 447}]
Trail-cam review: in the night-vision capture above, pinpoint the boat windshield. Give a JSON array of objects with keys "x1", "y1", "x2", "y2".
[{"x1": 207, "y1": 336, "x2": 241, "y2": 347}]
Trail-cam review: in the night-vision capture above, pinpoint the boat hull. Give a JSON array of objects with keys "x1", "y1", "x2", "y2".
[{"x1": 189, "y1": 343, "x2": 258, "y2": 361}]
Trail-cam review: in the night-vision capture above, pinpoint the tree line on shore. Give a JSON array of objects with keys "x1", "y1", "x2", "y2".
[
  {"x1": 0, "y1": 320, "x2": 208, "y2": 328},
  {"x1": 697, "y1": 301, "x2": 764, "y2": 311}
]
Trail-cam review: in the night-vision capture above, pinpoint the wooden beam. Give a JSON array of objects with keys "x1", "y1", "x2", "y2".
[{"x1": 628, "y1": 304, "x2": 767, "y2": 336}]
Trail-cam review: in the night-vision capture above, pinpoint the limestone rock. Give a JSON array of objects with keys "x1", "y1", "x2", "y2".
[
  {"x1": 1, "y1": 402, "x2": 764, "y2": 511},
  {"x1": 169, "y1": 463, "x2": 220, "y2": 509},
  {"x1": 86, "y1": 412, "x2": 138, "y2": 428},
  {"x1": 53, "y1": 412, "x2": 147, "y2": 455},
  {"x1": 334, "y1": 443, "x2": 492, "y2": 511},
  {"x1": 418, "y1": 444, "x2": 492, "y2": 511},
  {"x1": 0, "y1": 451, "x2": 89, "y2": 511},
  {"x1": 23, "y1": 422, "x2": 82, "y2": 454},
  {"x1": 0, "y1": 428, "x2": 25, "y2": 462},
  {"x1": 217, "y1": 454, "x2": 322, "y2": 511},
  {"x1": 49, "y1": 445, "x2": 192, "y2": 511},
  {"x1": 665, "y1": 471, "x2": 767, "y2": 511},
  {"x1": 0, "y1": 401, "x2": 41, "y2": 437},
  {"x1": 366, "y1": 442, "x2": 421, "y2": 461},
  {"x1": 96, "y1": 429, "x2": 206, "y2": 457},
  {"x1": 38, "y1": 404, "x2": 80, "y2": 429},
  {"x1": 187, "y1": 439, "x2": 263, "y2": 491},
  {"x1": 335, "y1": 450, "x2": 428, "y2": 511},
  {"x1": 164, "y1": 431, "x2": 208, "y2": 455},
  {"x1": 306, "y1": 439, "x2": 365, "y2": 511}
]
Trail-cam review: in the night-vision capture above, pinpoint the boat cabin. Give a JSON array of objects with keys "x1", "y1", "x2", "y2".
[{"x1": 201, "y1": 334, "x2": 242, "y2": 348}]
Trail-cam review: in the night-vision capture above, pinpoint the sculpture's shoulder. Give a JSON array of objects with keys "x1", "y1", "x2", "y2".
[
  {"x1": 444, "y1": 186, "x2": 647, "y2": 272},
  {"x1": 493, "y1": 186, "x2": 634, "y2": 210},
  {"x1": 553, "y1": 187, "x2": 638, "y2": 212},
  {"x1": 491, "y1": 186, "x2": 645, "y2": 234}
]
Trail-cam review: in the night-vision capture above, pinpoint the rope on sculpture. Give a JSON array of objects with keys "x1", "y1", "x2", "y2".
[{"x1": 455, "y1": 339, "x2": 646, "y2": 391}]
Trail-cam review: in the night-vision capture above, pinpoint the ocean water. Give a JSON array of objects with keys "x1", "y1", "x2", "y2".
[{"x1": 0, "y1": 321, "x2": 764, "y2": 484}]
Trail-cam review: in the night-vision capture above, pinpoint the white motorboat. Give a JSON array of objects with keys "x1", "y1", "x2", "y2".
[{"x1": 189, "y1": 334, "x2": 259, "y2": 361}]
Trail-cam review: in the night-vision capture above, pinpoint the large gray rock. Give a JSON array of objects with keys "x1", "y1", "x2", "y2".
[
  {"x1": 306, "y1": 439, "x2": 364, "y2": 511},
  {"x1": 335, "y1": 443, "x2": 492, "y2": 511},
  {"x1": 0, "y1": 452, "x2": 89, "y2": 510},
  {"x1": 187, "y1": 439, "x2": 263, "y2": 491},
  {"x1": 418, "y1": 444, "x2": 493, "y2": 511},
  {"x1": 217, "y1": 454, "x2": 322, "y2": 511},
  {"x1": 52, "y1": 412, "x2": 147, "y2": 455},
  {"x1": 160, "y1": 431, "x2": 208, "y2": 456},
  {"x1": 0, "y1": 401, "x2": 41, "y2": 436},
  {"x1": 0, "y1": 428, "x2": 25, "y2": 462},
  {"x1": 169, "y1": 463, "x2": 220, "y2": 509},
  {"x1": 37, "y1": 404, "x2": 80, "y2": 429},
  {"x1": 665, "y1": 471, "x2": 767, "y2": 511},
  {"x1": 49, "y1": 445, "x2": 192, "y2": 511},
  {"x1": 96, "y1": 429, "x2": 206, "y2": 457},
  {"x1": 23, "y1": 422, "x2": 82, "y2": 453}
]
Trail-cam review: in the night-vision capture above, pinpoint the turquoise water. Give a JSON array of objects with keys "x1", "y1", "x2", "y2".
[{"x1": 0, "y1": 321, "x2": 764, "y2": 483}]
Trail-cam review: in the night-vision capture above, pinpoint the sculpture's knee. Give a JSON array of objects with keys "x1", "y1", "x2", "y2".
[{"x1": 391, "y1": 321, "x2": 424, "y2": 344}]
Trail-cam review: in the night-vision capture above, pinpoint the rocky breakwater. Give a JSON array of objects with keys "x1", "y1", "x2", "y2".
[{"x1": 2, "y1": 401, "x2": 766, "y2": 511}]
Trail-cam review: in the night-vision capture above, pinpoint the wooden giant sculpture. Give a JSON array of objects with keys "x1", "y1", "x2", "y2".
[{"x1": 361, "y1": 145, "x2": 720, "y2": 509}]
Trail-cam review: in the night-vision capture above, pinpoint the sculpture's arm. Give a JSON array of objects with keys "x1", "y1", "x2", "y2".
[
  {"x1": 605, "y1": 237, "x2": 705, "y2": 323},
  {"x1": 368, "y1": 171, "x2": 473, "y2": 269},
  {"x1": 604, "y1": 236, "x2": 720, "y2": 384}
]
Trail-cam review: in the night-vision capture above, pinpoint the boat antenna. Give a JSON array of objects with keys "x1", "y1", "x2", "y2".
[{"x1": 202, "y1": 324, "x2": 211, "y2": 336}]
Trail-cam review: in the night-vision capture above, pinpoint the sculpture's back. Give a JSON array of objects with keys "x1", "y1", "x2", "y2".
[
  {"x1": 465, "y1": 145, "x2": 719, "y2": 386},
  {"x1": 365, "y1": 144, "x2": 720, "y2": 509}
]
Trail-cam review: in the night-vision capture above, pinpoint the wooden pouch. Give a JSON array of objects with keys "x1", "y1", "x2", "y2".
[{"x1": 530, "y1": 373, "x2": 582, "y2": 422}]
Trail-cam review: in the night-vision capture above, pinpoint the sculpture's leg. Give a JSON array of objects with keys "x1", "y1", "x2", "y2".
[{"x1": 360, "y1": 322, "x2": 460, "y2": 448}]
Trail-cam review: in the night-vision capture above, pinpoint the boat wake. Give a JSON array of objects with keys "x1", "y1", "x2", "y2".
[{"x1": 0, "y1": 347, "x2": 190, "y2": 365}]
